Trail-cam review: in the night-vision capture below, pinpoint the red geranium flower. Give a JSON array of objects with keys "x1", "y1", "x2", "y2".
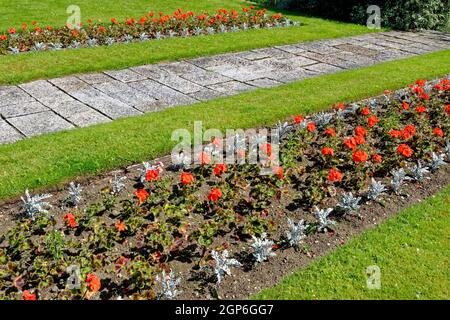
[
  {"x1": 328, "y1": 168, "x2": 343, "y2": 183},
  {"x1": 446, "y1": 105, "x2": 450, "y2": 116},
  {"x1": 344, "y1": 137, "x2": 357, "y2": 150},
  {"x1": 260, "y1": 143, "x2": 272, "y2": 157},
  {"x1": 354, "y1": 135, "x2": 365, "y2": 145},
  {"x1": 416, "y1": 105, "x2": 426, "y2": 113},
  {"x1": 352, "y1": 150, "x2": 369, "y2": 163},
  {"x1": 22, "y1": 290, "x2": 37, "y2": 300},
  {"x1": 63, "y1": 213, "x2": 77, "y2": 229},
  {"x1": 208, "y1": 188, "x2": 222, "y2": 202},
  {"x1": 272, "y1": 166, "x2": 284, "y2": 179},
  {"x1": 355, "y1": 126, "x2": 367, "y2": 137},
  {"x1": 115, "y1": 220, "x2": 127, "y2": 232},
  {"x1": 294, "y1": 114, "x2": 304, "y2": 123},
  {"x1": 397, "y1": 144, "x2": 413, "y2": 157},
  {"x1": 401, "y1": 102, "x2": 409, "y2": 110},
  {"x1": 389, "y1": 129, "x2": 402, "y2": 138},
  {"x1": 86, "y1": 273, "x2": 101, "y2": 293},
  {"x1": 8, "y1": 28, "x2": 16, "y2": 35},
  {"x1": 372, "y1": 154, "x2": 382, "y2": 163},
  {"x1": 213, "y1": 164, "x2": 228, "y2": 176},
  {"x1": 180, "y1": 172, "x2": 195, "y2": 185},
  {"x1": 306, "y1": 122, "x2": 316, "y2": 132},
  {"x1": 111, "y1": 18, "x2": 118, "y2": 24},
  {"x1": 324, "y1": 128, "x2": 336, "y2": 137},
  {"x1": 361, "y1": 107, "x2": 371, "y2": 116},
  {"x1": 199, "y1": 152, "x2": 211, "y2": 165},
  {"x1": 433, "y1": 127, "x2": 444, "y2": 137},
  {"x1": 145, "y1": 169, "x2": 159, "y2": 182},
  {"x1": 367, "y1": 115, "x2": 378, "y2": 128},
  {"x1": 0, "y1": 35, "x2": 7, "y2": 41},
  {"x1": 416, "y1": 79, "x2": 426, "y2": 87},
  {"x1": 321, "y1": 147, "x2": 334, "y2": 156},
  {"x1": 134, "y1": 189, "x2": 149, "y2": 204}
]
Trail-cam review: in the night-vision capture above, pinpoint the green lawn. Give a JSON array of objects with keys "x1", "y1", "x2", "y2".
[
  {"x1": 0, "y1": 0, "x2": 378, "y2": 85},
  {"x1": 254, "y1": 184, "x2": 450, "y2": 300},
  {"x1": 0, "y1": 50, "x2": 448, "y2": 200}
]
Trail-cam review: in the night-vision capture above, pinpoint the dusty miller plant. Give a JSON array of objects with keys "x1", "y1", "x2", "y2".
[
  {"x1": 429, "y1": 152, "x2": 446, "y2": 172},
  {"x1": 111, "y1": 175, "x2": 127, "y2": 195},
  {"x1": 337, "y1": 192, "x2": 361, "y2": 214},
  {"x1": 251, "y1": 233, "x2": 276, "y2": 263},
  {"x1": 67, "y1": 182, "x2": 83, "y2": 206},
  {"x1": 211, "y1": 250, "x2": 242, "y2": 284},
  {"x1": 409, "y1": 161, "x2": 430, "y2": 181},
  {"x1": 315, "y1": 207, "x2": 335, "y2": 232},
  {"x1": 366, "y1": 178, "x2": 386, "y2": 201},
  {"x1": 445, "y1": 140, "x2": 450, "y2": 161},
  {"x1": 155, "y1": 270, "x2": 181, "y2": 300},
  {"x1": 21, "y1": 189, "x2": 52, "y2": 220},
  {"x1": 390, "y1": 168, "x2": 410, "y2": 193},
  {"x1": 284, "y1": 218, "x2": 309, "y2": 248}
]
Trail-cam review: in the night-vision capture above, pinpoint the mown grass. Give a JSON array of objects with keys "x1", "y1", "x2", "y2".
[
  {"x1": 0, "y1": 50, "x2": 448, "y2": 200},
  {"x1": 0, "y1": 0, "x2": 378, "y2": 85},
  {"x1": 253, "y1": 184, "x2": 450, "y2": 300}
]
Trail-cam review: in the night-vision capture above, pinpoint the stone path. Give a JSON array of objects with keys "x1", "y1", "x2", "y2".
[{"x1": 1, "y1": 30, "x2": 449, "y2": 144}]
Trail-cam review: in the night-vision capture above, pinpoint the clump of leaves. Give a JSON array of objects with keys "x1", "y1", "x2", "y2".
[
  {"x1": 315, "y1": 207, "x2": 335, "y2": 232},
  {"x1": 251, "y1": 233, "x2": 276, "y2": 263},
  {"x1": 44, "y1": 230, "x2": 65, "y2": 260},
  {"x1": 409, "y1": 161, "x2": 430, "y2": 181},
  {"x1": 429, "y1": 153, "x2": 446, "y2": 172},
  {"x1": 211, "y1": 250, "x2": 242, "y2": 284},
  {"x1": 366, "y1": 178, "x2": 386, "y2": 200},
  {"x1": 390, "y1": 168, "x2": 410, "y2": 194},
  {"x1": 155, "y1": 270, "x2": 181, "y2": 300},
  {"x1": 20, "y1": 189, "x2": 52, "y2": 220},
  {"x1": 67, "y1": 182, "x2": 83, "y2": 206},
  {"x1": 284, "y1": 218, "x2": 309, "y2": 248},
  {"x1": 337, "y1": 192, "x2": 361, "y2": 214}
]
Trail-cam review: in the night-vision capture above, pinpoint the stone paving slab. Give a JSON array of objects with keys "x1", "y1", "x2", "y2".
[{"x1": 0, "y1": 30, "x2": 448, "y2": 144}]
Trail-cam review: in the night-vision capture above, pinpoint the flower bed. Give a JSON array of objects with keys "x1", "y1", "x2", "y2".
[
  {"x1": 0, "y1": 76, "x2": 449, "y2": 300},
  {"x1": 0, "y1": 7, "x2": 294, "y2": 56}
]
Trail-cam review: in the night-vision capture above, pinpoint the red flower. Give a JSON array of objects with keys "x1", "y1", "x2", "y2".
[
  {"x1": 389, "y1": 129, "x2": 402, "y2": 138},
  {"x1": 111, "y1": 18, "x2": 118, "y2": 24},
  {"x1": 98, "y1": 26, "x2": 106, "y2": 33},
  {"x1": 213, "y1": 164, "x2": 228, "y2": 176},
  {"x1": 272, "y1": 166, "x2": 284, "y2": 179},
  {"x1": 344, "y1": 137, "x2": 357, "y2": 150},
  {"x1": 46, "y1": 26, "x2": 53, "y2": 31},
  {"x1": 199, "y1": 152, "x2": 211, "y2": 165},
  {"x1": 180, "y1": 172, "x2": 195, "y2": 185},
  {"x1": 0, "y1": 35, "x2": 7, "y2": 41},
  {"x1": 372, "y1": 154, "x2": 382, "y2": 163},
  {"x1": 416, "y1": 105, "x2": 426, "y2": 113},
  {"x1": 115, "y1": 220, "x2": 127, "y2": 232},
  {"x1": 367, "y1": 116, "x2": 378, "y2": 128},
  {"x1": 22, "y1": 290, "x2": 37, "y2": 300},
  {"x1": 433, "y1": 128, "x2": 444, "y2": 137},
  {"x1": 354, "y1": 135, "x2": 365, "y2": 145},
  {"x1": 446, "y1": 105, "x2": 450, "y2": 116},
  {"x1": 306, "y1": 122, "x2": 316, "y2": 132},
  {"x1": 352, "y1": 150, "x2": 369, "y2": 163},
  {"x1": 63, "y1": 213, "x2": 77, "y2": 229},
  {"x1": 294, "y1": 114, "x2": 304, "y2": 124},
  {"x1": 401, "y1": 102, "x2": 409, "y2": 110},
  {"x1": 416, "y1": 79, "x2": 426, "y2": 87},
  {"x1": 328, "y1": 168, "x2": 343, "y2": 183},
  {"x1": 260, "y1": 143, "x2": 272, "y2": 157},
  {"x1": 71, "y1": 29, "x2": 78, "y2": 37},
  {"x1": 86, "y1": 273, "x2": 101, "y2": 293},
  {"x1": 145, "y1": 169, "x2": 159, "y2": 182},
  {"x1": 8, "y1": 28, "x2": 16, "y2": 35},
  {"x1": 324, "y1": 128, "x2": 336, "y2": 137},
  {"x1": 397, "y1": 144, "x2": 413, "y2": 158},
  {"x1": 321, "y1": 147, "x2": 334, "y2": 156},
  {"x1": 134, "y1": 189, "x2": 149, "y2": 204},
  {"x1": 208, "y1": 188, "x2": 222, "y2": 202},
  {"x1": 22, "y1": 23, "x2": 28, "y2": 31},
  {"x1": 361, "y1": 107, "x2": 371, "y2": 116},
  {"x1": 355, "y1": 126, "x2": 367, "y2": 137}
]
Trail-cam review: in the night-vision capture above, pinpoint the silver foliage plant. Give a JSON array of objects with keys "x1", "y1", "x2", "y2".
[
  {"x1": 366, "y1": 178, "x2": 386, "y2": 201},
  {"x1": 285, "y1": 218, "x2": 309, "y2": 248},
  {"x1": 155, "y1": 270, "x2": 181, "y2": 300},
  {"x1": 337, "y1": 192, "x2": 361, "y2": 214},
  {"x1": 21, "y1": 189, "x2": 52, "y2": 220},
  {"x1": 211, "y1": 250, "x2": 242, "y2": 284},
  {"x1": 390, "y1": 168, "x2": 410, "y2": 193},
  {"x1": 67, "y1": 182, "x2": 83, "y2": 206},
  {"x1": 251, "y1": 233, "x2": 276, "y2": 263},
  {"x1": 111, "y1": 175, "x2": 127, "y2": 195},
  {"x1": 445, "y1": 140, "x2": 450, "y2": 160},
  {"x1": 315, "y1": 207, "x2": 335, "y2": 232},
  {"x1": 429, "y1": 152, "x2": 446, "y2": 172},
  {"x1": 409, "y1": 161, "x2": 430, "y2": 181}
]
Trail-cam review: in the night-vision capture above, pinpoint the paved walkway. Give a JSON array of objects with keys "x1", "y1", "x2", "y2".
[{"x1": 0, "y1": 30, "x2": 449, "y2": 144}]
